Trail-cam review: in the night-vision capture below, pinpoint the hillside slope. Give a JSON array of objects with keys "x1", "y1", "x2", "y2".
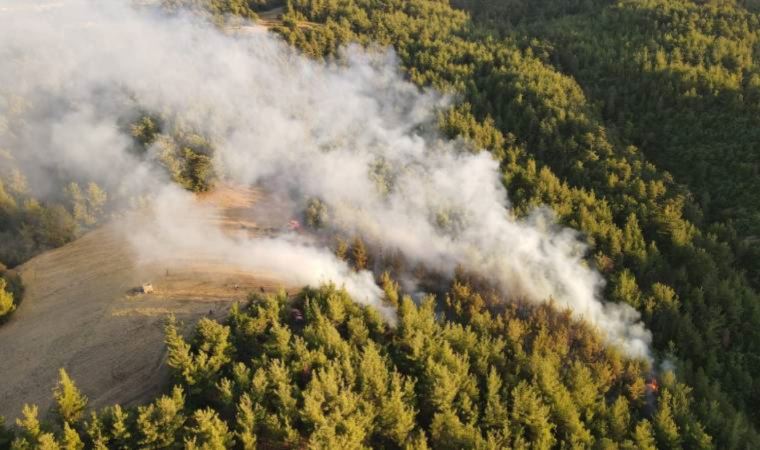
[{"x1": 0, "y1": 187, "x2": 293, "y2": 420}]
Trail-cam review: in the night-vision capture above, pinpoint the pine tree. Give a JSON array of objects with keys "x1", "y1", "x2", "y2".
[
  {"x1": 192, "y1": 318, "x2": 234, "y2": 390},
  {"x1": 429, "y1": 410, "x2": 483, "y2": 449},
  {"x1": 53, "y1": 369, "x2": 88, "y2": 424},
  {"x1": 136, "y1": 386, "x2": 186, "y2": 448},
  {"x1": 36, "y1": 433, "x2": 61, "y2": 450},
  {"x1": 84, "y1": 412, "x2": 108, "y2": 450},
  {"x1": 654, "y1": 391, "x2": 682, "y2": 449},
  {"x1": 483, "y1": 367, "x2": 510, "y2": 445},
  {"x1": 405, "y1": 430, "x2": 431, "y2": 450},
  {"x1": 109, "y1": 405, "x2": 132, "y2": 449},
  {"x1": 85, "y1": 182, "x2": 107, "y2": 223},
  {"x1": 633, "y1": 419, "x2": 658, "y2": 450},
  {"x1": 376, "y1": 372, "x2": 416, "y2": 446},
  {"x1": 608, "y1": 396, "x2": 631, "y2": 442},
  {"x1": 335, "y1": 237, "x2": 349, "y2": 261},
  {"x1": 532, "y1": 357, "x2": 591, "y2": 444},
  {"x1": 510, "y1": 381, "x2": 556, "y2": 450},
  {"x1": 15, "y1": 404, "x2": 41, "y2": 445},
  {"x1": 235, "y1": 394, "x2": 257, "y2": 450},
  {"x1": 61, "y1": 422, "x2": 84, "y2": 450},
  {"x1": 380, "y1": 272, "x2": 400, "y2": 306},
  {"x1": 350, "y1": 236, "x2": 369, "y2": 271},
  {"x1": 611, "y1": 269, "x2": 642, "y2": 308},
  {"x1": 165, "y1": 316, "x2": 195, "y2": 384},
  {"x1": 184, "y1": 408, "x2": 234, "y2": 450},
  {"x1": 359, "y1": 343, "x2": 389, "y2": 402},
  {"x1": 622, "y1": 213, "x2": 646, "y2": 263},
  {"x1": 0, "y1": 278, "x2": 14, "y2": 317}
]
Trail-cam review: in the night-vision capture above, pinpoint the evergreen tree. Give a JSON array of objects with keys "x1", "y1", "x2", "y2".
[
  {"x1": 135, "y1": 386, "x2": 186, "y2": 448},
  {"x1": 60, "y1": 422, "x2": 84, "y2": 450},
  {"x1": 235, "y1": 394, "x2": 257, "y2": 450},
  {"x1": 0, "y1": 278, "x2": 15, "y2": 318},
  {"x1": 184, "y1": 408, "x2": 234, "y2": 450},
  {"x1": 510, "y1": 381, "x2": 556, "y2": 449},
  {"x1": 350, "y1": 236, "x2": 369, "y2": 271},
  {"x1": 633, "y1": 419, "x2": 658, "y2": 450},
  {"x1": 654, "y1": 391, "x2": 682, "y2": 449},
  {"x1": 53, "y1": 369, "x2": 88, "y2": 425}
]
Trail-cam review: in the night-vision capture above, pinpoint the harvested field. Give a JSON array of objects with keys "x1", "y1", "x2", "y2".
[{"x1": 0, "y1": 186, "x2": 297, "y2": 421}]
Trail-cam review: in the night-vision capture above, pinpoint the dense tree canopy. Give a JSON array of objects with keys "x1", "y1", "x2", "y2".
[
  {"x1": 267, "y1": 0, "x2": 760, "y2": 445},
  {"x1": 527, "y1": 0, "x2": 760, "y2": 280},
  {"x1": 3, "y1": 0, "x2": 760, "y2": 448},
  {"x1": 2, "y1": 284, "x2": 714, "y2": 449}
]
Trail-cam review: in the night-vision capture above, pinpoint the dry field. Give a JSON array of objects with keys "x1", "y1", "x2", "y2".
[{"x1": 0, "y1": 186, "x2": 297, "y2": 421}]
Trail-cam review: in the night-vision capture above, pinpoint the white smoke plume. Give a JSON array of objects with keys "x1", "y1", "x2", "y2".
[
  {"x1": 0, "y1": 0, "x2": 651, "y2": 359},
  {"x1": 128, "y1": 186, "x2": 391, "y2": 321}
]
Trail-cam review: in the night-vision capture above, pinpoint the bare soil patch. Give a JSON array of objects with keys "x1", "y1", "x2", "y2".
[{"x1": 0, "y1": 186, "x2": 296, "y2": 420}]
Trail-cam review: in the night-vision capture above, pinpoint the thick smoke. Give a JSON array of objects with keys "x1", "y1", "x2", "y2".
[
  {"x1": 0, "y1": 1, "x2": 651, "y2": 359},
  {"x1": 128, "y1": 186, "x2": 391, "y2": 321}
]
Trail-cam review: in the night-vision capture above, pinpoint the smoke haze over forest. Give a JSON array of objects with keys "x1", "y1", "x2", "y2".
[{"x1": 0, "y1": 0, "x2": 651, "y2": 358}]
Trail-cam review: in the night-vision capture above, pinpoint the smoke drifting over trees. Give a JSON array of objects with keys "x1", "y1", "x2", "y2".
[{"x1": 0, "y1": 1, "x2": 650, "y2": 358}]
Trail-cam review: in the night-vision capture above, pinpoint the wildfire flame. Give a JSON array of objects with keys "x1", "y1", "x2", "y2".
[{"x1": 288, "y1": 220, "x2": 301, "y2": 231}]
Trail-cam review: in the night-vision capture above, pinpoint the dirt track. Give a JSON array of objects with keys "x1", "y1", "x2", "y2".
[{"x1": 0, "y1": 186, "x2": 295, "y2": 421}]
